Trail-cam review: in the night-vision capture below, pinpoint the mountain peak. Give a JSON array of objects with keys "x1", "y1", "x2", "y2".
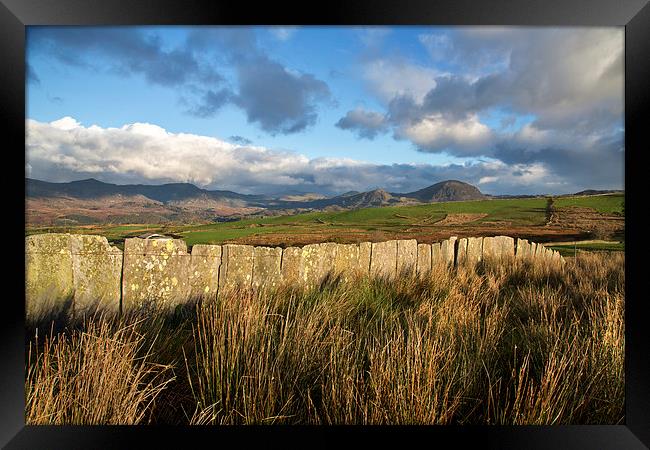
[{"x1": 403, "y1": 180, "x2": 485, "y2": 202}]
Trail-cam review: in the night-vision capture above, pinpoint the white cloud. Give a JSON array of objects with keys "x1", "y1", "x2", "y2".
[
  {"x1": 362, "y1": 59, "x2": 439, "y2": 104},
  {"x1": 357, "y1": 28, "x2": 392, "y2": 47},
  {"x1": 27, "y1": 117, "x2": 584, "y2": 195},
  {"x1": 269, "y1": 27, "x2": 298, "y2": 41},
  {"x1": 398, "y1": 114, "x2": 494, "y2": 153},
  {"x1": 50, "y1": 116, "x2": 81, "y2": 131}
]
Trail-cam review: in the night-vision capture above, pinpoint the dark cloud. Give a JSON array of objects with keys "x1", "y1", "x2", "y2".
[
  {"x1": 188, "y1": 88, "x2": 235, "y2": 117},
  {"x1": 187, "y1": 29, "x2": 333, "y2": 134},
  {"x1": 28, "y1": 27, "x2": 332, "y2": 136},
  {"x1": 337, "y1": 28, "x2": 624, "y2": 191},
  {"x1": 229, "y1": 135, "x2": 253, "y2": 145},
  {"x1": 28, "y1": 27, "x2": 219, "y2": 88},
  {"x1": 26, "y1": 64, "x2": 40, "y2": 85},
  {"x1": 233, "y1": 55, "x2": 331, "y2": 134},
  {"x1": 47, "y1": 94, "x2": 64, "y2": 104},
  {"x1": 335, "y1": 108, "x2": 387, "y2": 139}
]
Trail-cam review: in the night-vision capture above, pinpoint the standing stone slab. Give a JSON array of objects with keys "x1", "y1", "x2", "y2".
[
  {"x1": 190, "y1": 245, "x2": 222, "y2": 299},
  {"x1": 536, "y1": 244, "x2": 552, "y2": 262},
  {"x1": 466, "y1": 237, "x2": 483, "y2": 265},
  {"x1": 516, "y1": 239, "x2": 532, "y2": 260},
  {"x1": 281, "y1": 247, "x2": 302, "y2": 285},
  {"x1": 430, "y1": 242, "x2": 442, "y2": 267},
  {"x1": 397, "y1": 239, "x2": 418, "y2": 275},
  {"x1": 482, "y1": 237, "x2": 498, "y2": 260},
  {"x1": 416, "y1": 243, "x2": 432, "y2": 277},
  {"x1": 539, "y1": 245, "x2": 547, "y2": 261},
  {"x1": 122, "y1": 238, "x2": 191, "y2": 311},
  {"x1": 26, "y1": 234, "x2": 75, "y2": 320},
  {"x1": 440, "y1": 237, "x2": 457, "y2": 267},
  {"x1": 370, "y1": 240, "x2": 398, "y2": 279},
  {"x1": 358, "y1": 242, "x2": 372, "y2": 276},
  {"x1": 300, "y1": 243, "x2": 338, "y2": 288},
  {"x1": 551, "y1": 250, "x2": 562, "y2": 266},
  {"x1": 252, "y1": 246, "x2": 283, "y2": 290},
  {"x1": 456, "y1": 238, "x2": 468, "y2": 266},
  {"x1": 219, "y1": 244, "x2": 254, "y2": 291},
  {"x1": 333, "y1": 243, "x2": 360, "y2": 282},
  {"x1": 498, "y1": 236, "x2": 515, "y2": 259},
  {"x1": 483, "y1": 236, "x2": 515, "y2": 262},
  {"x1": 70, "y1": 235, "x2": 122, "y2": 316}
]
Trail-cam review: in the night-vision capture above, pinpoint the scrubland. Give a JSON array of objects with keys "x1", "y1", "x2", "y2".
[{"x1": 26, "y1": 252, "x2": 624, "y2": 425}]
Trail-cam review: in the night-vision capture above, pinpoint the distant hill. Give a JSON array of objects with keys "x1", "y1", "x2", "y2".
[
  {"x1": 26, "y1": 178, "x2": 268, "y2": 204},
  {"x1": 400, "y1": 180, "x2": 486, "y2": 202},
  {"x1": 26, "y1": 177, "x2": 491, "y2": 226},
  {"x1": 571, "y1": 189, "x2": 624, "y2": 196},
  {"x1": 312, "y1": 189, "x2": 400, "y2": 209}
]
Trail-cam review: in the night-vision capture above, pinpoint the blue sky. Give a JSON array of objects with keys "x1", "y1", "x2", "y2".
[{"x1": 26, "y1": 26, "x2": 624, "y2": 196}]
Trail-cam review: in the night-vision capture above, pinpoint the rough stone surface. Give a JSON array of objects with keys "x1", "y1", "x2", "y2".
[
  {"x1": 456, "y1": 238, "x2": 468, "y2": 266},
  {"x1": 122, "y1": 238, "x2": 191, "y2": 311},
  {"x1": 301, "y1": 243, "x2": 338, "y2": 287},
  {"x1": 482, "y1": 237, "x2": 498, "y2": 259},
  {"x1": 417, "y1": 243, "x2": 432, "y2": 276},
  {"x1": 333, "y1": 243, "x2": 360, "y2": 281},
  {"x1": 430, "y1": 242, "x2": 442, "y2": 267},
  {"x1": 466, "y1": 237, "x2": 483, "y2": 265},
  {"x1": 537, "y1": 244, "x2": 554, "y2": 262},
  {"x1": 281, "y1": 247, "x2": 302, "y2": 285},
  {"x1": 252, "y1": 246, "x2": 283, "y2": 290},
  {"x1": 551, "y1": 250, "x2": 562, "y2": 265},
  {"x1": 219, "y1": 244, "x2": 254, "y2": 291},
  {"x1": 358, "y1": 242, "x2": 372, "y2": 276},
  {"x1": 190, "y1": 245, "x2": 221, "y2": 299},
  {"x1": 25, "y1": 233, "x2": 75, "y2": 320},
  {"x1": 370, "y1": 240, "x2": 398, "y2": 278},
  {"x1": 516, "y1": 239, "x2": 532, "y2": 260},
  {"x1": 440, "y1": 236, "x2": 457, "y2": 266},
  {"x1": 70, "y1": 235, "x2": 122, "y2": 316},
  {"x1": 397, "y1": 239, "x2": 418, "y2": 275},
  {"x1": 483, "y1": 236, "x2": 515, "y2": 261},
  {"x1": 499, "y1": 236, "x2": 516, "y2": 258}
]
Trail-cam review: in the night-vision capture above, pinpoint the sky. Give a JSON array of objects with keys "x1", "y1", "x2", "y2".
[{"x1": 25, "y1": 26, "x2": 624, "y2": 196}]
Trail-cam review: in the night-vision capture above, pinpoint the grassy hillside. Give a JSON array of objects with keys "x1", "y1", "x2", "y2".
[
  {"x1": 25, "y1": 194, "x2": 624, "y2": 247},
  {"x1": 178, "y1": 194, "x2": 623, "y2": 246},
  {"x1": 555, "y1": 194, "x2": 624, "y2": 214}
]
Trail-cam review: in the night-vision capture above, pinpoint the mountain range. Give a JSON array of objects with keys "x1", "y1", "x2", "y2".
[
  {"x1": 25, "y1": 178, "x2": 619, "y2": 226},
  {"x1": 26, "y1": 178, "x2": 488, "y2": 225}
]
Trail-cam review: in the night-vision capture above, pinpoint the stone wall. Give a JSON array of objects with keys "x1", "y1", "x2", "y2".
[
  {"x1": 25, "y1": 233, "x2": 566, "y2": 316},
  {"x1": 26, "y1": 233, "x2": 122, "y2": 319}
]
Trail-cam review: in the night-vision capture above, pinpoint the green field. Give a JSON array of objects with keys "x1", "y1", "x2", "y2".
[
  {"x1": 548, "y1": 241, "x2": 625, "y2": 257},
  {"x1": 26, "y1": 193, "x2": 624, "y2": 247},
  {"x1": 554, "y1": 194, "x2": 625, "y2": 214}
]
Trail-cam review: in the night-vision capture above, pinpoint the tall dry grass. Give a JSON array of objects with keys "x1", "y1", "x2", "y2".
[
  {"x1": 26, "y1": 318, "x2": 174, "y2": 424},
  {"x1": 25, "y1": 252, "x2": 625, "y2": 425}
]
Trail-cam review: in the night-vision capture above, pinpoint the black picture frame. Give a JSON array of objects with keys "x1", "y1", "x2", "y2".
[{"x1": 2, "y1": 0, "x2": 648, "y2": 448}]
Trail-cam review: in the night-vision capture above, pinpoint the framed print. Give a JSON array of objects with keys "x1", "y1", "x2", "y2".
[{"x1": 2, "y1": 0, "x2": 649, "y2": 448}]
